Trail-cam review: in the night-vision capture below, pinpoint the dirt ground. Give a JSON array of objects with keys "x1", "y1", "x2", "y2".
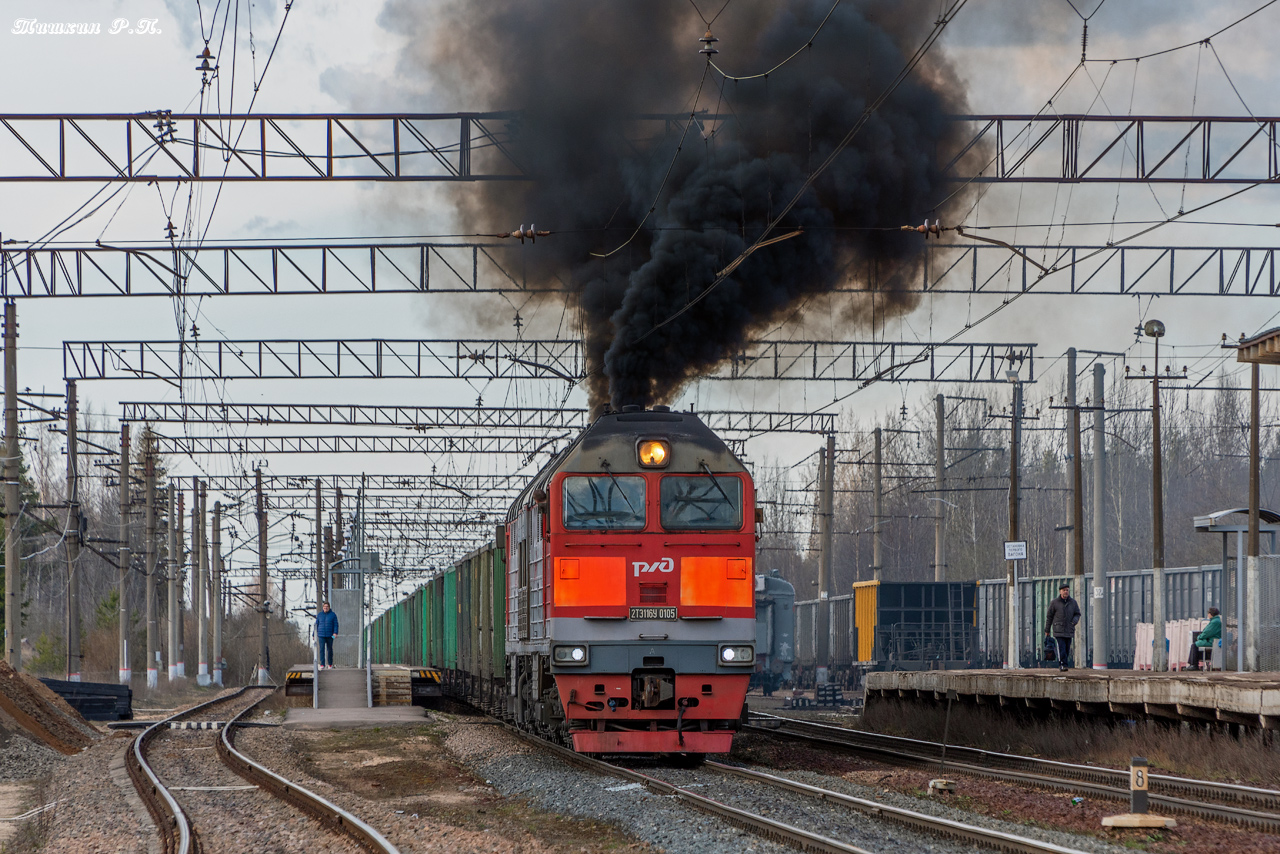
[
  {"x1": 731, "y1": 730, "x2": 1280, "y2": 854},
  {"x1": 261, "y1": 719, "x2": 651, "y2": 853},
  {"x1": 0, "y1": 662, "x2": 98, "y2": 754}
]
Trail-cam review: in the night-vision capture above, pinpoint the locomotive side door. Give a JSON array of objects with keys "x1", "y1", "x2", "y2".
[{"x1": 517, "y1": 506, "x2": 531, "y2": 641}]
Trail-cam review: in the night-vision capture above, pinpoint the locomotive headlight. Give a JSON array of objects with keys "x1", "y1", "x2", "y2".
[
  {"x1": 720, "y1": 645, "x2": 754, "y2": 665},
  {"x1": 638, "y1": 439, "x2": 670, "y2": 468},
  {"x1": 553, "y1": 645, "x2": 588, "y2": 665}
]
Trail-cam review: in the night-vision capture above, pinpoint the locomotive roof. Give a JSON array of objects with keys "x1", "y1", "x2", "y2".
[{"x1": 509, "y1": 408, "x2": 746, "y2": 517}]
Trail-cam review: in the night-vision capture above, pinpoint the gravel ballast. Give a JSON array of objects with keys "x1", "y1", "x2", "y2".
[
  {"x1": 439, "y1": 718, "x2": 792, "y2": 854},
  {"x1": 0, "y1": 731, "x2": 65, "y2": 782}
]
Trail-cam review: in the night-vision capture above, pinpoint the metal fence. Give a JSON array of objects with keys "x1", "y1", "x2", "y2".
[{"x1": 977, "y1": 565, "x2": 1233, "y2": 669}]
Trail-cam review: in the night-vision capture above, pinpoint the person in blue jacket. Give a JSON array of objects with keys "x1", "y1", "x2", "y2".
[{"x1": 316, "y1": 602, "x2": 339, "y2": 669}]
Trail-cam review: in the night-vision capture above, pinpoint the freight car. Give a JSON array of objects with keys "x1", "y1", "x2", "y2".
[
  {"x1": 793, "y1": 581, "x2": 978, "y2": 686},
  {"x1": 370, "y1": 406, "x2": 759, "y2": 757}
]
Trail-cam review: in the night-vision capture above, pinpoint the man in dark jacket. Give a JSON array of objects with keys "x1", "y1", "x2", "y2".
[
  {"x1": 316, "y1": 602, "x2": 339, "y2": 669},
  {"x1": 1044, "y1": 584, "x2": 1081, "y2": 672}
]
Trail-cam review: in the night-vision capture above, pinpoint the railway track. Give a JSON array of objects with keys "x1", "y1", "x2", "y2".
[
  {"x1": 748, "y1": 712, "x2": 1280, "y2": 832},
  {"x1": 506, "y1": 726, "x2": 1093, "y2": 854},
  {"x1": 127, "y1": 687, "x2": 399, "y2": 854}
]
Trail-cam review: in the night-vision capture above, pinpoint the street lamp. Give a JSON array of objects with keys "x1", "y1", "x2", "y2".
[{"x1": 1143, "y1": 320, "x2": 1168, "y2": 671}]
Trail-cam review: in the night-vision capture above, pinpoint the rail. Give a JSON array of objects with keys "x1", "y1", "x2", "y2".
[
  {"x1": 218, "y1": 694, "x2": 400, "y2": 853},
  {"x1": 126, "y1": 686, "x2": 259, "y2": 854},
  {"x1": 505, "y1": 725, "x2": 1089, "y2": 854},
  {"x1": 750, "y1": 713, "x2": 1280, "y2": 831}
]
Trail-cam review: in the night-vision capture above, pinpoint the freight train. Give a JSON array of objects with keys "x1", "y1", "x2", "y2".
[{"x1": 369, "y1": 406, "x2": 759, "y2": 757}]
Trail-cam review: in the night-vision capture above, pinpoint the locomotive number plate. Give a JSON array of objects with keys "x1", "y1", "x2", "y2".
[{"x1": 629, "y1": 607, "x2": 677, "y2": 621}]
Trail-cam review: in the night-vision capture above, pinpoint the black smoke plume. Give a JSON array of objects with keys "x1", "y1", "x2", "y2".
[{"x1": 391, "y1": 1, "x2": 976, "y2": 412}]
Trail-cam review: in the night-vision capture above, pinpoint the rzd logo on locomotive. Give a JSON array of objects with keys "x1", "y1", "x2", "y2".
[{"x1": 632, "y1": 557, "x2": 675, "y2": 577}]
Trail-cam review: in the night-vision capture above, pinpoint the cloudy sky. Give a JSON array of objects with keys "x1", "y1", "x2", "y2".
[{"x1": 1, "y1": 1, "x2": 1277, "y2": 608}]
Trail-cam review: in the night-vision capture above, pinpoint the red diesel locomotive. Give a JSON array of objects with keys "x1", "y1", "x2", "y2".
[{"x1": 504, "y1": 405, "x2": 758, "y2": 756}]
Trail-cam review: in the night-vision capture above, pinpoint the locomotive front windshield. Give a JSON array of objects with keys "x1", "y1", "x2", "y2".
[
  {"x1": 562, "y1": 475, "x2": 646, "y2": 530},
  {"x1": 660, "y1": 475, "x2": 743, "y2": 530}
]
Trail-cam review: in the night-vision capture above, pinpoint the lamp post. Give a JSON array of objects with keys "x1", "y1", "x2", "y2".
[{"x1": 1125, "y1": 321, "x2": 1185, "y2": 671}]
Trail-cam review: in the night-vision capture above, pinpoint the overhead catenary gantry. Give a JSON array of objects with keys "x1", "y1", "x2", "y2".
[
  {"x1": 2, "y1": 113, "x2": 1275, "y2": 184},
  {"x1": 5, "y1": 241, "x2": 1279, "y2": 299},
  {"x1": 119, "y1": 401, "x2": 836, "y2": 435},
  {"x1": 65, "y1": 338, "x2": 1036, "y2": 384}
]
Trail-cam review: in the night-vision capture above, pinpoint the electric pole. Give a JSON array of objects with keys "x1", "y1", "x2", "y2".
[
  {"x1": 1068, "y1": 349, "x2": 1086, "y2": 663},
  {"x1": 872, "y1": 427, "x2": 883, "y2": 582},
  {"x1": 816, "y1": 434, "x2": 835, "y2": 680},
  {"x1": 118, "y1": 423, "x2": 131, "y2": 685},
  {"x1": 194, "y1": 477, "x2": 208, "y2": 686},
  {"x1": 934, "y1": 394, "x2": 946, "y2": 582},
  {"x1": 176, "y1": 488, "x2": 186, "y2": 678},
  {"x1": 1248, "y1": 360, "x2": 1261, "y2": 671},
  {"x1": 1005, "y1": 378, "x2": 1022, "y2": 669},
  {"x1": 256, "y1": 468, "x2": 270, "y2": 685},
  {"x1": 144, "y1": 430, "x2": 157, "y2": 689},
  {"x1": 1091, "y1": 364, "x2": 1108, "y2": 669},
  {"x1": 65, "y1": 380, "x2": 81, "y2": 681},
  {"x1": 4, "y1": 300, "x2": 19, "y2": 669},
  {"x1": 212, "y1": 500, "x2": 223, "y2": 686},
  {"x1": 315, "y1": 478, "x2": 324, "y2": 609},
  {"x1": 168, "y1": 483, "x2": 179, "y2": 680}
]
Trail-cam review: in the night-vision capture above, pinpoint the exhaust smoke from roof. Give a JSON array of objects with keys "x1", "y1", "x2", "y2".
[{"x1": 399, "y1": 0, "x2": 977, "y2": 413}]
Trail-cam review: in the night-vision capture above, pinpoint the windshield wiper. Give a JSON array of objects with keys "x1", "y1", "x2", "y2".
[
  {"x1": 600, "y1": 463, "x2": 638, "y2": 515},
  {"x1": 699, "y1": 461, "x2": 733, "y2": 506}
]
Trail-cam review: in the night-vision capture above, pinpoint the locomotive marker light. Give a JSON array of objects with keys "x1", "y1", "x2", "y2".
[
  {"x1": 637, "y1": 439, "x2": 670, "y2": 467},
  {"x1": 720, "y1": 644, "x2": 754, "y2": 664},
  {"x1": 553, "y1": 645, "x2": 589, "y2": 665}
]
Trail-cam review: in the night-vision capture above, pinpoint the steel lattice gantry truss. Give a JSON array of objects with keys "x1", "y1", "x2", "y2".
[
  {"x1": 67, "y1": 338, "x2": 1035, "y2": 384},
  {"x1": 197, "y1": 473, "x2": 530, "y2": 494},
  {"x1": 0, "y1": 241, "x2": 534, "y2": 298},
  {"x1": 4, "y1": 113, "x2": 1276, "y2": 184},
  {"x1": 150, "y1": 432, "x2": 573, "y2": 457},
  {"x1": 948, "y1": 114, "x2": 1280, "y2": 183},
  {"x1": 8, "y1": 241, "x2": 1280, "y2": 299},
  {"x1": 0, "y1": 113, "x2": 526, "y2": 182},
  {"x1": 263, "y1": 492, "x2": 515, "y2": 514},
  {"x1": 120, "y1": 402, "x2": 835, "y2": 435}
]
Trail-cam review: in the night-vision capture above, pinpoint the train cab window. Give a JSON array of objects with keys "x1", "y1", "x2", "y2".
[
  {"x1": 660, "y1": 475, "x2": 742, "y2": 530},
  {"x1": 562, "y1": 475, "x2": 646, "y2": 530}
]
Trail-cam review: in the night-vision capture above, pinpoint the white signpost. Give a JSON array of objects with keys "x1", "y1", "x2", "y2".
[{"x1": 1004, "y1": 542, "x2": 1027, "y2": 668}]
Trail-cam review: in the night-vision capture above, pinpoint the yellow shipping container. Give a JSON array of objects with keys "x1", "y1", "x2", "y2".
[{"x1": 853, "y1": 580, "x2": 879, "y2": 662}]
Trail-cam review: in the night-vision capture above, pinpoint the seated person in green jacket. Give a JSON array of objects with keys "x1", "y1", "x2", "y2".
[{"x1": 1188, "y1": 607, "x2": 1221, "y2": 671}]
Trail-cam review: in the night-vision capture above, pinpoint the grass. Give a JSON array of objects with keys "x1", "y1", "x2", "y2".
[{"x1": 859, "y1": 698, "x2": 1280, "y2": 787}]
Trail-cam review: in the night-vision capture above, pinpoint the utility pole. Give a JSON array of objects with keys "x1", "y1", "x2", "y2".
[
  {"x1": 324, "y1": 525, "x2": 334, "y2": 590},
  {"x1": 4, "y1": 300, "x2": 19, "y2": 669},
  {"x1": 175, "y1": 487, "x2": 186, "y2": 678},
  {"x1": 256, "y1": 468, "x2": 270, "y2": 685},
  {"x1": 315, "y1": 478, "x2": 324, "y2": 609},
  {"x1": 212, "y1": 500, "x2": 223, "y2": 686},
  {"x1": 65, "y1": 380, "x2": 81, "y2": 681},
  {"x1": 1005, "y1": 378, "x2": 1022, "y2": 669},
  {"x1": 816, "y1": 434, "x2": 835, "y2": 680},
  {"x1": 118, "y1": 423, "x2": 131, "y2": 685},
  {"x1": 1068, "y1": 349, "x2": 1086, "y2": 663},
  {"x1": 144, "y1": 431, "x2": 157, "y2": 689},
  {"x1": 1247, "y1": 361, "x2": 1261, "y2": 671},
  {"x1": 167, "y1": 483, "x2": 179, "y2": 680},
  {"x1": 872, "y1": 427, "x2": 883, "y2": 582},
  {"x1": 194, "y1": 478, "x2": 208, "y2": 686},
  {"x1": 934, "y1": 394, "x2": 946, "y2": 582},
  {"x1": 1091, "y1": 364, "x2": 1108, "y2": 669}
]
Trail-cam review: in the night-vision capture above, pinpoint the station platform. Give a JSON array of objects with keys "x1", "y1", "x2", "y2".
[
  {"x1": 865, "y1": 668, "x2": 1280, "y2": 729},
  {"x1": 283, "y1": 663, "x2": 442, "y2": 707}
]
